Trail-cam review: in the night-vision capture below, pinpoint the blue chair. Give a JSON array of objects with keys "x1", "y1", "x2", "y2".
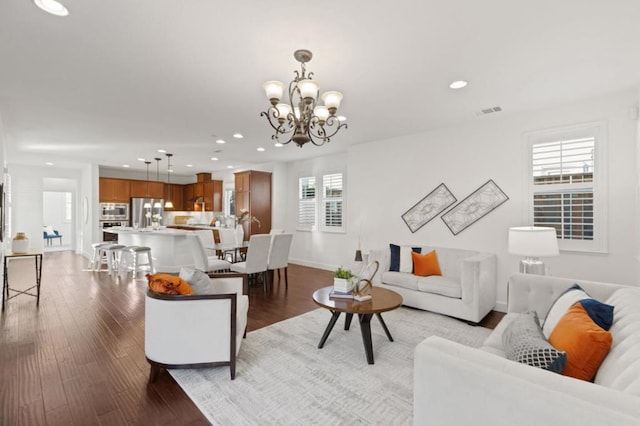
[{"x1": 43, "y1": 229, "x2": 62, "y2": 246}]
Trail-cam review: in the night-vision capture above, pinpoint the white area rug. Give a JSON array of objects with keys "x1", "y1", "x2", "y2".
[{"x1": 170, "y1": 307, "x2": 492, "y2": 425}]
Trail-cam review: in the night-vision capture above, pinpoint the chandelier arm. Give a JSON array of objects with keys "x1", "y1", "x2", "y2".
[{"x1": 260, "y1": 108, "x2": 286, "y2": 133}]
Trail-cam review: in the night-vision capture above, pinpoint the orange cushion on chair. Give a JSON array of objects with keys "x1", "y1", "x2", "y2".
[
  {"x1": 147, "y1": 273, "x2": 194, "y2": 295},
  {"x1": 411, "y1": 250, "x2": 442, "y2": 277},
  {"x1": 548, "y1": 302, "x2": 612, "y2": 381}
]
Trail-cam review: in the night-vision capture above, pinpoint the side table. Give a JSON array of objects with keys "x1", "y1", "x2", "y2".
[{"x1": 2, "y1": 249, "x2": 43, "y2": 311}]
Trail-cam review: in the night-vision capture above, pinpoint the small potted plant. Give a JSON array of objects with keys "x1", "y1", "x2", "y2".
[{"x1": 334, "y1": 266, "x2": 354, "y2": 293}]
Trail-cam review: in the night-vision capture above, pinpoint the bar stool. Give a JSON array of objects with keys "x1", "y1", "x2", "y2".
[
  {"x1": 89, "y1": 242, "x2": 112, "y2": 271},
  {"x1": 101, "y1": 244, "x2": 126, "y2": 276},
  {"x1": 122, "y1": 246, "x2": 154, "y2": 279}
]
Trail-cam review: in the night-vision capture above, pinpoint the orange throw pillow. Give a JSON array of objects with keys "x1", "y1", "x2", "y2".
[
  {"x1": 147, "y1": 273, "x2": 194, "y2": 295},
  {"x1": 411, "y1": 250, "x2": 442, "y2": 277},
  {"x1": 548, "y1": 302, "x2": 612, "y2": 381}
]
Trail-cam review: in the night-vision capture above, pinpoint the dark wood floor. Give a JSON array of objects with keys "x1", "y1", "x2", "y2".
[{"x1": 0, "y1": 251, "x2": 504, "y2": 425}]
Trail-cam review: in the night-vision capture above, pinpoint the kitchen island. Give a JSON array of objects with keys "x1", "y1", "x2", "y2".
[{"x1": 104, "y1": 227, "x2": 202, "y2": 273}]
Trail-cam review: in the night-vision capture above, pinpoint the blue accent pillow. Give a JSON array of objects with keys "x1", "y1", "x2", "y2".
[
  {"x1": 578, "y1": 298, "x2": 614, "y2": 331},
  {"x1": 389, "y1": 244, "x2": 422, "y2": 272}
]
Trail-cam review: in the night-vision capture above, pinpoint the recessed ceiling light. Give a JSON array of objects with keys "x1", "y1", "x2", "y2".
[
  {"x1": 233, "y1": 133, "x2": 243, "y2": 139},
  {"x1": 34, "y1": 0, "x2": 69, "y2": 16},
  {"x1": 274, "y1": 143, "x2": 283, "y2": 148},
  {"x1": 449, "y1": 80, "x2": 468, "y2": 89},
  {"x1": 157, "y1": 149, "x2": 167, "y2": 153},
  {"x1": 257, "y1": 147, "x2": 265, "y2": 152},
  {"x1": 186, "y1": 164, "x2": 193, "y2": 167},
  {"x1": 138, "y1": 158, "x2": 145, "y2": 162},
  {"x1": 337, "y1": 116, "x2": 347, "y2": 122},
  {"x1": 227, "y1": 165, "x2": 234, "y2": 169},
  {"x1": 122, "y1": 165, "x2": 130, "y2": 168},
  {"x1": 211, "y1": 157, "x2": 219, "y2": 161},
  {"x1": 216, "y1": 139, "x2": 226, "y2": 144},
  {"x1": 45, "y1": 162, "x2": 54, "y2": 166}
]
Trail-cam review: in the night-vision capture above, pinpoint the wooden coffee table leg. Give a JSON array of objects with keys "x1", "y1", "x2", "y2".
[
  {"x1": 318, "y1": 311, "x2": 341, "y2": 348},
  {"x1": 344, "y1": 313, "x2": 353, "y2": 330},
  {"x1": 376, "y1": 313, "x2": 394, "y2": 342},
  {"x1": 358, "y1": 313, "x2": 375, "y2": 364}
]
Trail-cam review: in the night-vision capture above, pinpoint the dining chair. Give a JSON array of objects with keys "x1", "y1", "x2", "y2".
[
  {"x1": 267, "y1": 233, "x2": 293, "y2": 288},
  {"x1": 230, "y1": 234, "x2": 271, "y2": 288},
  {"x1": 187, "y1": 234, "x2": 231, "y2": 273},
  {"x1": 193, "y1": 229, "x2": 217, "y2": 257},
  {"x1": 269, "y1": 229, "x2": 284, "y2": 234},
  {"x1": 218, "y1": 228, "x2": 237, "y2": 262}
]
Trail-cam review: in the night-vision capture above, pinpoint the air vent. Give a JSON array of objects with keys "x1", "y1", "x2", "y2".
[{"x1": 475, "y1": 106, "x2": 503, "y2": 117}]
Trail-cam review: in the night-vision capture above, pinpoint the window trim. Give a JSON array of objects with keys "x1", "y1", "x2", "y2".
[
  {"x1": 524, "y1": 120, "x2": 608, "y2": 254},
  {"x1": 319, "y1": 169, "x2": 345, "y2": 233},
  {"x1": 297, "y1": 173, "x2": 317, "y2": 232}
]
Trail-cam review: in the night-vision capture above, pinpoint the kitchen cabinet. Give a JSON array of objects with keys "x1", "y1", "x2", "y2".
[
  {"x1": 204, "y1": 180, "x2": 223, "y2": 211},
  {"x1": 130, "y1": 180, "x2": 164, "y2": 199},
  {"x1": 99, "y1": 178, "x2": 130, "y2": 202},
  {"x1": 183, "y1": 183, "x2": 205, "y2": 211},
  {"x1": 164, "y1": 183, "x2": 184, "y2": 211},
  {"x1": 234, "y1": 170, "x2": 272, "y2": 240}
]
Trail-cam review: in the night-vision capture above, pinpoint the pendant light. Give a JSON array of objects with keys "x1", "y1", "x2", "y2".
[
  {"x1": 143, "y1": 161, "x2": 152, "y2": 208},
  {"x1": 153, "y1": 157, "x2": 162, "y2": 208},
  {"x1": 164, "y1": 153, "x2": 174, "y2": 209}
]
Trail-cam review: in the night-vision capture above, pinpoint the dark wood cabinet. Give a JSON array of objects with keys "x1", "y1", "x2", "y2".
[
  {"x1": 99, "y1": 178, "x2": 130, "y2": 202},
  {"x1": 130, "y1": 180, "x2": 164, "y2": 199},
  {"x1": 234, "y1": 170, "x2": 272, "y2": 240},
  {"x1": 204, "y1": 180, "x2": 223, "y2": 211},
  {"x1": 164, "y1": 183, "x2": 184, "y2": 211}
]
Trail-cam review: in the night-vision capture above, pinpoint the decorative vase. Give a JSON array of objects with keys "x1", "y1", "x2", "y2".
[
  {"x1": 235, "y1": 224, "x2": 244, "y2": 244},
  {"x1": 333, "y1": 277, "x2": 354, "y2": 293},
  {"x1": 12, "y1": 232, "x2": 29, "y2": 254},
  {"x1": 152, "y1": 221, "x2": 160, "y2": 230}
]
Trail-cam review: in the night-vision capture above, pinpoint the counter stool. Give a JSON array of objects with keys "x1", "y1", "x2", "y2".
[
  {"x1": 101, "y1": 244, "x2": 126, "y2": 276},
  {"x1": 122, "y1": 246, "x2": 154, "y2": 279},
  {"x1": 89, "y1": 242, "x2": 112, "y2": 271}
]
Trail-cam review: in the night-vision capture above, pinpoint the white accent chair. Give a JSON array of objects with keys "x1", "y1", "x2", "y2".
[
  {"x1": 145, "y1": 273, "x2": 249, "y2": 381},
  {"x1": 267, "y1": 233, "x2": 293, "y2": 288},
  {"x1": 187, "y1": 234, "x2": 231, "y2": 273},
  {"x1": 230, "y1": 234, "x2": 271, "y2": 288}
]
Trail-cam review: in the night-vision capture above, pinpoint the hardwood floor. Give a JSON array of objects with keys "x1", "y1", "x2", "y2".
[{"x1": 0, "y1": 251, "x2": 504, "y2": 425}]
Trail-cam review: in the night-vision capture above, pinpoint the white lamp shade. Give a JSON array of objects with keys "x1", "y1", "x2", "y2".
[
  {"x1": 164, "y1": 201, "x2": 174, "y2": 209},
  {"x1": 508, "y1": 226, "x2": 559, "y2": 257},
  {"x1": 262, "y1": 81, "x2": 284, "y2": 100},
  {"x1": 297, "y1": 79, "x2": 319, "y2": 99},
  {"x1": 153, "y1": 202, "x2": 162, "y2": 209},
  {"x1": 321, "y1": 91, "x2": 343, "y2": 110},
  {"x1": 313, "y1": 105, "x2": 330, "y2": 121},
  {"x1": 275, "y1": 103, "x2": 291, "y2": 119},
  {"x1": 143, "y1": 202, "x2": 152, "y2": 208}
]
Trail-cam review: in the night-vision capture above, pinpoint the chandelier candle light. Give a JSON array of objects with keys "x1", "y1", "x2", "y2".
[{"x1": 261, "y1": 49, "x2": 347, "y2": 147}]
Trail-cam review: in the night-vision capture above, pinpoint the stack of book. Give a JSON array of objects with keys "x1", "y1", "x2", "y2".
[{"x1": 329, "y1": 290, "x2": 354, "y2": 299}]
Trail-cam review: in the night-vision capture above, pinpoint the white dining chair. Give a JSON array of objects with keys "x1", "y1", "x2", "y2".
[
  {"x1": 230, "y1": 234, "x2": 271, "y2": 288},
  {"x1": 268, "y1": 233, "x2": 293, "y2": 288},
  {"x1": 218, "y1": 228, "x2": 238, "y2": 262},
  {"x1": 186, "y1": 234, "x2": 231, "y2": 273},
  {"x1": 269, "y1": 229, "x2": 284, "y2": 234},
  {"x1": 193, "y1": 229, "x2": 216, "y2": 257}
]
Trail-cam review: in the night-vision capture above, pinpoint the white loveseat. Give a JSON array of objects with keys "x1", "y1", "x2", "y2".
[
  {"x1": 414, "y1": 273, "x2": 640, "y2": 425},
  {"x1": 369, "y1": 246, "x2": 496, "y2": 323}
]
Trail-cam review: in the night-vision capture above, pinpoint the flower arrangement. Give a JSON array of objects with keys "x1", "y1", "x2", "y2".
[{"x1": 236, "y1": 209, "x2": 260, "y2": 227}]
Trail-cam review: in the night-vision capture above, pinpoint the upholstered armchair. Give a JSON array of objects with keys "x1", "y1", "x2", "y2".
[{"x1": 145, "y1": 273, "x2": 249, "y2": 381}]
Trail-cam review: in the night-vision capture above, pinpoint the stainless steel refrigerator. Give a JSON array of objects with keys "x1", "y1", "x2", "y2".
[{"x1": 130, "y1": 198, "x2": 164, "y2": 228}]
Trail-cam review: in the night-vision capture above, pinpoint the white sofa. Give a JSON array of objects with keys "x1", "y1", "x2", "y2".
[
  {"x1": 369, "y1": 246, "x2": 496, "y2": 323},
  {"x1": 414, "y1": 273, "x2": 640, "y2": 425}
]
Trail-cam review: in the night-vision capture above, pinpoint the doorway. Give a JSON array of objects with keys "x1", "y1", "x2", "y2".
[{"x1": 43, "y1": 191, "x2": 73, "y2": 252}]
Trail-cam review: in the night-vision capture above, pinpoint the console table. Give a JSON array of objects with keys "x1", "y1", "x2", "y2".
[{"x1": 2, "y1": 249, "x2": 43, "y2": 311}]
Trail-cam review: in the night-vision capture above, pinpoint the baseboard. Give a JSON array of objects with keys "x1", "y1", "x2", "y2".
[{"x1": 288, "y1": 258, "x2": 335, "y2": 272}]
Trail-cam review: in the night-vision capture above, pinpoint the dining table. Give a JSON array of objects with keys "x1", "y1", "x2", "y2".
[{"x1": 208, "y1": 241, "x2": 250, "y2": 263}]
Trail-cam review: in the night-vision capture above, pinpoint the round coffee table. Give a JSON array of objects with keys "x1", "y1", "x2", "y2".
[{"x1": 312, "y1": 286, "x2": 403, "y2": 364}]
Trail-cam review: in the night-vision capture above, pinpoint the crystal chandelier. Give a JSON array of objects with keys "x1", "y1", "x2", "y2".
[{"x1": 261, "y1": 49, "x2": 347, "y2": 147}]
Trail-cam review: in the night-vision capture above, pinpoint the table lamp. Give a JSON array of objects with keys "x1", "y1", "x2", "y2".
[{"x1": 508, "y1": 226, "x2": 559, "y2": 275}]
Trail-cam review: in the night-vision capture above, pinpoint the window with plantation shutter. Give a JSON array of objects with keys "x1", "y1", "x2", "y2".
[
  {"x1": 526, "y1": 121, "x2": 607, "y2": 253},
  {"x1": 298, "y1": 176, "x2": 316, "y2": 230},
  {"x1": 321, "y1": 172, "x2": 344, "y2": 231}
]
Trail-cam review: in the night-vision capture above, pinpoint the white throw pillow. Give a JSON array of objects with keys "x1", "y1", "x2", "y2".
[
  {"x1": 542, "y1": 284, "x2": 589, "y2": 337},
  {"x1": 179, "y1": 267, "x2": 214, "y2": 294},
  {"x1": 399, "y1": 246, "x2": 415, "y2": 273}
]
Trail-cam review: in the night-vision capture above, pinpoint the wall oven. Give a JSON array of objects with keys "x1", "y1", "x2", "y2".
[
  {"x1": 100, "y1": 221, "x2": 128, "y2": 242},
  {"x1": 100, "y1": 203, "x2": 129, "y2": 221}
]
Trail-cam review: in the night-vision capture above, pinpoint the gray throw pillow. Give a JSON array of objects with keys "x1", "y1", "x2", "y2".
[
  {"x1": 179, "y1": 267, "x2": 214, "y2": 294},
  {"x1": 502, "y1": 311, "x2": 566, "y2": 373}
]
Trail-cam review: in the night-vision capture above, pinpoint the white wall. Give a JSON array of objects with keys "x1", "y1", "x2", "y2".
[{"x1": 284, "y1": 90, "x2": 639, "y2": 311}]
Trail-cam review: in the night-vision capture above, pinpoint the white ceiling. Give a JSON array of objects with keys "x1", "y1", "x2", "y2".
[{"x1": 1, "y1": 0, "x2": 639, "y2": 176}]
